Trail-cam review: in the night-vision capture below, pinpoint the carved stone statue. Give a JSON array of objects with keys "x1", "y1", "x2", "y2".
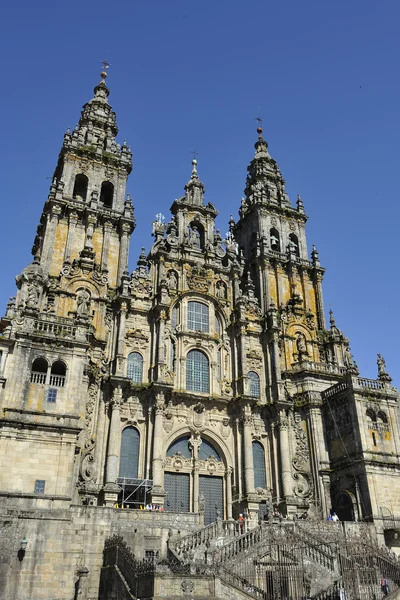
[
  {"x1": 189, "y1": 226, "x2": 201, "y2": 249},
  {"x1": 377, "y1": 354, "x2": 391, "y2": 381},
  {"x1": 216, "y1": 281, "x2": 226, "y2": 299},
  {"x1": 296, "y1": 333, "x2": 308, "y2": 359},
  {"x1": 199, "y1": 493, "x2": 205, "y2": 513},
  {"x1": 77, "y1": 289, "x2": 91, "y2": 317},
  {"x1": 168, "y1": 271, "x2": 178, "y2": 291}
]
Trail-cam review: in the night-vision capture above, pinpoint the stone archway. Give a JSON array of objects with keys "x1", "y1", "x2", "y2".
[{"x1": 163, "y1": 433, "x2": 228, "y2": 523}]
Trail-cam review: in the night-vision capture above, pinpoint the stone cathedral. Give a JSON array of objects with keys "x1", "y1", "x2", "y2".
[{"x1": 1, "y1": 70, "x2": 400, "y2": 600}]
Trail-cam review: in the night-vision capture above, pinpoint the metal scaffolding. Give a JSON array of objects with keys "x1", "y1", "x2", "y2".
[{"x1": 116, "y1": 477, "x2": 153, "y2": 508}]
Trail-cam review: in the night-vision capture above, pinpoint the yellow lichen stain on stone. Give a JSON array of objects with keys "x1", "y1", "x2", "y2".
[
  {"x1": 92, "y1": 229, "x2": 103, "y2": 262},
  {"x1": 49, "y1": 222, "x2": 69, "y2": 277},
  {"x1": 107, "y1": 235, "x2": 120, "y2": 288},
  {"x1": 385, "y1": 432, "x2": 391, "y2": 441}
]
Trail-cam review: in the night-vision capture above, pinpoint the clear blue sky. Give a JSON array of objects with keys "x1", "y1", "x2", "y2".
[{"x1": 1, "y1": 0, "x2": 399, "y2": 382}]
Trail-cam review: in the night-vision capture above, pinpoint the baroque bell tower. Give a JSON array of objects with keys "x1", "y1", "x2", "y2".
[{"x1": 0, "y1": 68, "x2": 135, "y2": 506}]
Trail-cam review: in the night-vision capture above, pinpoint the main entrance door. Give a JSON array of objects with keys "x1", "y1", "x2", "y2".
[
  {"x1": 199, "y1": 475, "x2": 223, "y2": 525},
  {"x1": 164, "y1": 472, "x2": 190, "y2": 513}
]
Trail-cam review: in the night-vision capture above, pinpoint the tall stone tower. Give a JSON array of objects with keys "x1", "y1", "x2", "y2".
[{"x1": 0, "y1": 69, "x2": 135, "y2": 505}]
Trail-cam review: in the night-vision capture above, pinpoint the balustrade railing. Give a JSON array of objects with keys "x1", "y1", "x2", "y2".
[
  {"x1": 30, "y1": 371, "x2": 46, "y2": 384},
  {"x1": 171, "y1": 519, "x2": 248, "y2": 556},
  {"x1": 33, "y1": 318, "x2": 77, "y2": 339},
  {"x1": 49, "y1": 374, "x2": 65, "y2": 387}
]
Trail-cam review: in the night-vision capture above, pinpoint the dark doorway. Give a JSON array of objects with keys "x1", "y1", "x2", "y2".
[{"x1": 164, "y1": 473, "x2": 190, "y2": 513}]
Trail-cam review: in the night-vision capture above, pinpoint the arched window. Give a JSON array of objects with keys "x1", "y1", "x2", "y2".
[
  {"x1": 186, "y1": 350, "x2": 209, "y2": 393},
  {"x1": 127, "y1": 352, "x2": 143, "y2": 383},
  {"x1": 31, "y1": 357, "x2": 48, "y2": 384},
  {"x1": 248, "y1": 371, "x2": 260, "y2": 398},
  {"x1": 252, "y1": 441, "x2": 267, "y2": 488},
  {"x1": 119, "y1": 427, "x2": 140, "y2": 478},
  {"x1": 100, "y1": 181, "x2": 114, "y2": 208},
  {"x1": 49, "y1": 360, "x2": 66, "y2": 387},
  {"x1": 270, "y1": 228, "x2": 280, "y2": 252},
  {"x1": 377, "y1": 411, "x2": 388, "y2": 424},
  {"x1": 289, "y1": 233, "x2": 300, "y2": 257},
  {"x1": 72, "y1": 174, "x2": 88, "y2": 200},
  {"x1": 366, "y1": 409, "x2": 376, "y2": 423},
  {"x1": 199, "y1": 438, "x2": 221, "y2": 461},
  {"x1": 216, "y1": 317, "x2": 221, "y2": 336},
  {"x1": 167, "y1": 436, "x2": 191, "y2": 458},
  {"x1": 171, "y1": 306, "x2": 178, "y2": 328},
  {"x1": 170, "y1": 340, "x2": 175, "y2": 371},
  {"x1": 187, "y1": 301, "x2": 209, "y2": 333},
  {"x1": 217, "y1": 349, "x2": 222, "y2": 380}
]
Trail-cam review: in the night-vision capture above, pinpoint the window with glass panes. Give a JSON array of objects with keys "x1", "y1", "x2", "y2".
[
  {"x1": 248, "y1": 371, "x2": 260, "y2": 398},
  {"x1": 187, "y1": 302, "x2": 209, "y2": 333},
  {"x1": 127, "y1": 352, "x2": 143, "y2": 383},
  {"x1": 252, "y1": 441, "x2": 267, "y2": 488},
  {"x1": 186, "y1": 350, "x2": 209, "y2": 393}
]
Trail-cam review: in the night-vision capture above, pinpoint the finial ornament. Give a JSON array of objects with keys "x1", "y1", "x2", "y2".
[
  {"x1": 100, "y1": 59, "x2": 111, "y2": 82},
  {"x1": 329, "y1": 309, "x2": 336, "y2": 328}
]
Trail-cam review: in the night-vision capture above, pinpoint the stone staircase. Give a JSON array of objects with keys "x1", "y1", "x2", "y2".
[{"x1": 100, "y1": 521, "x2": 400, "y2": 600}]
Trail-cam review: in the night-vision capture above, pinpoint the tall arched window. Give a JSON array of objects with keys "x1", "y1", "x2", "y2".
[
  {"x1": 186, "y1": 350, "x2": 209, "y2": 393},
  {"x1": 170, "y1": 340, "x2": 175, "y2": 371},
  {"x1": 270, "y1": 228, "x2": 280, "y2": 252},
  {"x1": 100, "y1": 181, "x2": 114, "y2": 208},
  {"x1": 49, "y1": 360, "x2": 66, "y2": 387},
  {"x1": 377, "y1": 411, "x2": 388, "y2": 424},
  {"x1": 289, "y1": 233, "x2": 300, "y2": 257},
  {"x1": 252, "y1": 441, "x2": 267, "y2": 488},
  {"x1": 31, "y1": 357, "x2": 48, "y2": 384},
  {"x1": 248, "y1": 371, "x2": 260, "y2": 398},
  {"x1": 72, "y1": 174, "x2": 88, "y2": 200},
  {"x1": 127, "y1": 352, "x2": 143, "y2": 383},
  {"x1": 119, "y1": 427, "x2": 140, "y2": 478},
  {"x1": 171, "y1": 306, "x2": 178, "y2": 328},
  {"x1": 187, "y1": 301, "x2": 209, "y2": 333}
]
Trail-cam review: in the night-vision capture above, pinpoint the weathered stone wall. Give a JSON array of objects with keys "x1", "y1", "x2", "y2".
[{"x1": 0, "y1": 503, "x2": 201, "y2": 600}]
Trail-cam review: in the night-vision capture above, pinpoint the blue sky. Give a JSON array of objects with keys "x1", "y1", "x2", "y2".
[{"x1": 1, "y1": 0, "x2": 399, "y2": 382}]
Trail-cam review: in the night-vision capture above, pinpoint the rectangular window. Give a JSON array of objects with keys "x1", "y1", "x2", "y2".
[
  {"x1": 187, "y1": 301, "x2": 209, "y2": 333},
  {"x1": 47, "y1": 388, "x2": 57, "y2": 403},
  {"x1": 34, "y1": 480, "x2": 45, "y2": 494}
]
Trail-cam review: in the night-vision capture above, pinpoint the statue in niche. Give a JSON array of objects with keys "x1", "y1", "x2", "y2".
[
  {"x1": 77, "y1": 289, "x2": 91, "y2": 317},
  {"x1": 296, "y1": 333, "x2": 308, "y2": 360},
  {"x1": 216, "y1": 281, "x2": 226, "y2": 299},
  {"x1": 168, "y1": 271, "x2": 178, "y2": 291},
  {"x1": 188, "y1": 226, "x2": 201, "y2": 249}
]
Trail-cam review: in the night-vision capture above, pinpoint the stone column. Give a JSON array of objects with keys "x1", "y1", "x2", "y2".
[
  {"x1": 314, "y1": 272, "x2": 326, "y2": 329},
  {"x1": 101, "y1": 220, "x2": 113, "y2": 272},
  {"x1": 115, "y1": 302, "x2": 127, "y2": 376},
  {"x1": 189, "y1": 435, "x2": 201, "y2": 513},
  {"x1": 279, "y1": 414, "x2": 293, "y2": 499},
  {"x1": 104, "y1": 387, "x2": 123, "y2": 506},
  {"x1": 155, "y1": 311, "x2": 167, "y2": 382},
  {"x1": 117, "y1": 223, "x2": 131, "y2": 284},
  {"x1": 226, "y1": 467, "x2": 233, "y2": 519},
  {"x1": 151, "y1": 392, "x2": 166, "y2": 505},
  {"x1": 243, "y1": 409, "x2": 255, "y2": 495},
  {"x1": 63, "y1": 211, "x2": 78, "y2": 263}
]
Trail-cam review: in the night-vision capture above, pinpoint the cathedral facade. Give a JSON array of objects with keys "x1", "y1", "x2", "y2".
[{"x1": 1, "y1": 69, "x2": 399, "y2": 546}]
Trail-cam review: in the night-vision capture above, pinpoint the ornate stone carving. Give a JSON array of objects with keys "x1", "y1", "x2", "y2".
[
  {"x1": 187, "y1": 267, "x2": 210, "y2": 294},
  {"x1": 292, "y1": 413, "x2": 312, "y2": 499}
]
